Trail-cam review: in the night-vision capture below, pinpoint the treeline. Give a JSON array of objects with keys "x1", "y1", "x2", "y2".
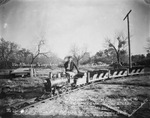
[
  {"x1": 70, "y1": 34, "x2": 150, "y2": 68},
  {"x1": 77, "y1": 49, "x2": 128, "y2": 67},
  {"x1": 77, "y1": 50, "x2": 150, "y2": 68},
  {"x1": 1, "y1": 36, "x2": 150, "y2": 69},
  {"x1": 71, "y1": 34, "x2": 129, "y2": 68},
  {"x1": 132, "y1": 54, "x2": 150, "y2": 66},
  {"x1": 0, "y1": 38, "x2": 61, "y2": 69}
]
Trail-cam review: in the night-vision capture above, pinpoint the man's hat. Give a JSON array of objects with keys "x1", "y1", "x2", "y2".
[
  {"x1": 68, "y1": 56, "x2": 72, "y2": 59},
  {"x1": 64, "y1": 56, "x2": 72, "y2": 59}
]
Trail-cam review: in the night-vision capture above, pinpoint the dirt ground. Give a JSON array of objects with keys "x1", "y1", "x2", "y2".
[
  {"x1": 11, "y1": 75, "x2": 150, "y2": 118},
  {"x1": 0, "y1": 77, "x2": 44, "y2": 110}
]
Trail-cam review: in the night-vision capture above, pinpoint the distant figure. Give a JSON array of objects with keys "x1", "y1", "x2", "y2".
[{"x1": 64, "y1": 56, "x2": 79, "y2": 78}]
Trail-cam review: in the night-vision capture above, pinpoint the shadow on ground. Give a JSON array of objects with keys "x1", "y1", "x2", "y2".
[
  {"x1": 1, "y1": 112, "x2": 128, "y2": 118},
  {"x1": 1, "y1": 115, "x2": 125, "y2": 118}
]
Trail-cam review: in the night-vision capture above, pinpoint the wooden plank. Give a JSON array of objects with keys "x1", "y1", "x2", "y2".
[
  {"x1": 102, "y1": 103, "x2": 130, "y2": 117},
  {"x1": 129, "y1": 98, "x2": 148, "y2": 117},
  {"x1": 10, "y1": 98, "x2": 36, "y2": 109}
]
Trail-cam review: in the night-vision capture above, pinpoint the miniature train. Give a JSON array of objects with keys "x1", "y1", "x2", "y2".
[{"x1": 43, "y1": 67, "x2": 144, "y2": 95}]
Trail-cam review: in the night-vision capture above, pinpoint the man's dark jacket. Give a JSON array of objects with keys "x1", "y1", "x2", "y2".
[{"x1": 64, "y1": 61, "x2": 79, "y2": 72}]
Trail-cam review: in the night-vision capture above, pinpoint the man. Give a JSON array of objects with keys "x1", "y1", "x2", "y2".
[{"x1": 64, "y1": 56, "x2": 79, "y2": 78}]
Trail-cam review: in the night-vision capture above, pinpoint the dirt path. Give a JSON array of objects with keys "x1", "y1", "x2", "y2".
[{"x1": 13, "y1": 76, "x2": 150, "y2": 118}]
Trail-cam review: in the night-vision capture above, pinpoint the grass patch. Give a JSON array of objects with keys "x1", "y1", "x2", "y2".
[
  {"x1": 137, "y1": 94, "x2": 150, "y2": 99},
  {"x1": 101, "y1": 75, "x2": 150, "y2": 87},
  {"x1": 106, "y1": 94, "x2": 127, "y2": 99}
]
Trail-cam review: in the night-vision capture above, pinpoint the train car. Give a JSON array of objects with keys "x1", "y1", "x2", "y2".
[
  {"x1": 128, "y1": 67, "x2": 144, "y2": 75},
  {"x1": 109, "y1": 68, "x2": 128, "y2": 78},
  {"x1": 87, "y1": 70, "x2": 109, "y2": 83},
  {"x1": 74, "y1": 72, "x2": 87, "y2": 86}
]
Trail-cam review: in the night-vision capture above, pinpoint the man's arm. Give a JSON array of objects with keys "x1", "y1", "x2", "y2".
[
  {"x1": 64, "y1": 62, "x2": 68, "y2": 72},
  {"x1": 73, "y1": 62, "x2": 79, "y2": 73}
]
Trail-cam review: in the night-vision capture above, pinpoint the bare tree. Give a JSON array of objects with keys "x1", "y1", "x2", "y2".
[
  {"x1": 30, "y1": 40, "x2": 50, "y2": 64},
  {"x1": 105, "y1": 34, "x2": 127, "y2": 66},
  {"x1": 70, "y1": 44, "x2": 87, "y2": 66}
]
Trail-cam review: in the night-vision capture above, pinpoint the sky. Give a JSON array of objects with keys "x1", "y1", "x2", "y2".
[{"x1": 0, "y1": 0, "x2": 150, "y2": 59}]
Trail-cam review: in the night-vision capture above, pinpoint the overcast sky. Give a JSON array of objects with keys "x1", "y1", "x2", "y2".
[{"x1": 0, "y1": 0, "x2": 150, "y2": 59}]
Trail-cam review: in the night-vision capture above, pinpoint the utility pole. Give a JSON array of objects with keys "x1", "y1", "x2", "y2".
[{"x1": 123, "y1": 10, "x2": 132, "y2": 68}]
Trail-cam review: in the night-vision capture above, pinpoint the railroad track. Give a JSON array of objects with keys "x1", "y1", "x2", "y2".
[{"x1": 12, "y1": 82, "x2": 98, "y2": 114}]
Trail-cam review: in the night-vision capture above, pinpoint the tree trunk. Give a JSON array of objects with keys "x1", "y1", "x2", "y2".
[
  {"x1": 116, "y1": 52, "x2": 122, "y2": 68},
  {"x1": 117, "y1": 52, "x2": 120, "y2": 65},
  {"x1": 30, "y1": 54, "x2": 39, "y2": 64}
]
